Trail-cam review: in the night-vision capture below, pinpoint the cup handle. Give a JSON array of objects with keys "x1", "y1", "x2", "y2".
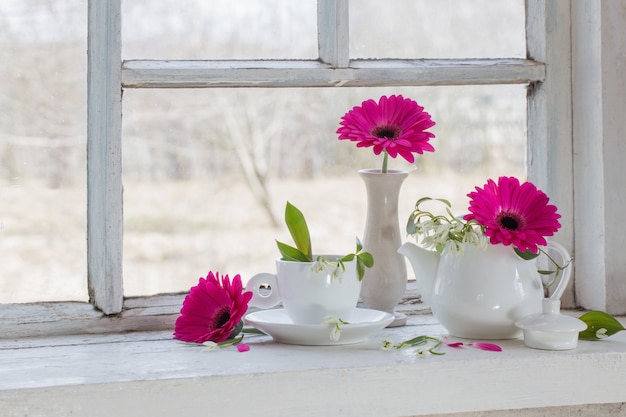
[
  {"x1": 245, "y1": 272, "x2": 281, "y2": 309},
  {"x1": 544, "y1": 241, "x2": 573, "y2": 301}
]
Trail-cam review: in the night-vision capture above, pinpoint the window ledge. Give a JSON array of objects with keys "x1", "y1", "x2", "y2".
[{"x1": 1, "y1": 313, "x2": 625, "y2": 417}]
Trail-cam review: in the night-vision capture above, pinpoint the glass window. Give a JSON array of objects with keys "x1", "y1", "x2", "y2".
[
  {"x1": 0, "y1": 0, "x2": 531, "y2": 310},
  {"x1": 121, "y1": 85, "x2": 525, "y2": 296},
  {"x1": 121, "y1": 0, "x2": 318, "y2": 60},
  {"x1": 0, "y1": 0, "x2": 88, "y2": 303},
  {"x1": 350, "y1": 0, "x2": 526, "y2": 59}
]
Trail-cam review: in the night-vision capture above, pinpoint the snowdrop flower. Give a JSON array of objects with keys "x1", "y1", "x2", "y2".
[
  {"x1": 381, "y1": 340, "x2": 395, "y2": 351},
  {"x1": 596, "y1": 328, "x2": 608, "y2": 339},
  {"x1": 323, "y1": 316, "x2": 347, "y2": 341},
  {"x1": 201, "y1": 341, "x2": 219, "y2": 352},
  {"x1": 311, "y1": 257, "x2": 345, "y2": 281}
]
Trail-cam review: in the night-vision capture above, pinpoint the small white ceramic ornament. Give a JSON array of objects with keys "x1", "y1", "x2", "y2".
[
  {"x1": 515, "y1": 243, "x2": 586, "y2": 350},
  {"x1": 515, "y1": 298, "x2": 587, "y2": 350}
]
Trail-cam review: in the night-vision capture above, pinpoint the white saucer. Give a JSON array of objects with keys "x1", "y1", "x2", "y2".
[{"x1": 245, "y1": 308, "x2": 394, "y2": 346}]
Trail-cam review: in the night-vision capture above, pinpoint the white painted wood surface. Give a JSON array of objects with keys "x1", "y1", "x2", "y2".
[
  {"x1": 598, "y1": 2, "x2": 626, "y2": 314},
  {"x1": 0, "y1": 285, "x2": 425, "y2": 339},
  {"x1": 0, "y1": 295, "x2": 183, "y2": 338},
  {"x1": 318, "y1": 0, "x2": 349, "y2": 67},
  {"x1": 526, "y1": 1, "x2": 575, "y2": 307},
  {"x1": 1, "y1": 314, "x2": 625, "y2": 417},
  {"x1": 121, "y1": 58, "x2": 545, "y2": 88},
  {"x1": 572, "y1": 1, "x2": 626, "y2": 315},
  {"x1": 86, "y1": 0, "x2": 124, "y2": 315}
]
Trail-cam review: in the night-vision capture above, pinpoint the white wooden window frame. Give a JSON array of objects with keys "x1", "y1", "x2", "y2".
[{"x1": 2, "y1": 0, "x2": 624, "y2": 339}]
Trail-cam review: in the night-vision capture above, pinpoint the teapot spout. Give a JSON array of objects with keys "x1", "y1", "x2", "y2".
[{"x1": 398, "y1": 242, "x2": 439, "y2": 305}]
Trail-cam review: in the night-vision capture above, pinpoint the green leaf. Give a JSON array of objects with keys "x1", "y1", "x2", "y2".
[
  {"x1": 401, "y1": 335, "x2": 429, "y2": 345},
  {"x1": 578, "y1": 311, "x2": 625, "y2": 340},
  {"x1": 357, "y1": 252, "x2": 374, "y2": 268},
  {"x1": 284, "y1": 202, "x2": 312, "y2": 260},
  {"x1": 514, "y1": 248, "x2": 540, "y2": 260},
  {"x1": 537, "y1": 269, "x2": 556, "y2": 275},
  {"x1": 228, "y1": 320, "x2": 244, "y2": 339},
  {"x1": 340, "y1": 253, "x2": 355, "y2": 262},
  {"x1": 356, "y1": 237, "x2": 364, "y2": 253},
  {"x1": 396, "y1": 335, "x2": 429, "y2": 349},
  {"x1": 276, "y1": 240, "x2": 311, "y2": 262},
  {"x1": 242, "y1": 326, "x2": 266, "y2": 335},
  {"x1": 356, "y1": 258, "x2": 366, "y2": 282},
  {"x1": 350, "y1": 251, "x2": 373, "y2": 282},
  {"x1": 406, "y1": 212, "x2": 417, "y2": 235}
]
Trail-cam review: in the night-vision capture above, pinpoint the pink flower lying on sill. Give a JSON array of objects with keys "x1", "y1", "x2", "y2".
[{"x1": 174, "y1": 271, "x2": 252, "y2": 345}]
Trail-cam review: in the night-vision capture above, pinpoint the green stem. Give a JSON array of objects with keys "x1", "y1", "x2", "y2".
[
  {"x1": 381, "y1": 150, "x2": 389, "y2": 173},
  {"x1": 538, "y1": 246, "x2": 572, "y2": 276},
  {"x1": 537, "y1": 246, "x2": 572, "y2": 295}
]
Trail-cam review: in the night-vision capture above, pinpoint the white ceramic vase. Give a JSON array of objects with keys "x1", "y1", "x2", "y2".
[{"x1": 358, "y1": 169, "x2": 409, "y2": 327}]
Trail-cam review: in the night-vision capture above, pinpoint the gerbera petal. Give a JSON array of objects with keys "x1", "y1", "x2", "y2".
[
  {"x1": 442, "y1": 336, "x2": 464, "y2": 348},
  {"x1": 396, "y1": 147, "x2": 416, "y2": 163},
  {"x1": 371, "y1": 143, "x2": 384, "y2": 155},
  {"x1": 470, "y1": 342, "x2": 502, "y2": 352},
  {"x1": 236, "y1": 343, "x2": 251, "y2": 352},
  {"x1": 362, "y1": 98, "x2": 384, "y2": 125},
  {"x1": 385, "y1": 145, "x2": 398, "y2": 158}
]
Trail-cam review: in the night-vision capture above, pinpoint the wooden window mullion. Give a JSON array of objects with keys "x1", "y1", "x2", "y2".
[
  {"x1": 87, "y1": 0, "x2": 124, "y2": 314},
  {"x1": 317, "y1": 0, "x2": 349, "y2": 67}
]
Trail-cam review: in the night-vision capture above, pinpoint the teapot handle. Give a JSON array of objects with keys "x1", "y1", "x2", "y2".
[{"x1": 544, "y1": 241, "x2": 573, "y2": 301}]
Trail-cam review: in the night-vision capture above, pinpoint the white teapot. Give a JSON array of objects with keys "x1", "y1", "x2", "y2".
[{"x1": 398, "y1": 240, "x2": 572, "y2": 339}]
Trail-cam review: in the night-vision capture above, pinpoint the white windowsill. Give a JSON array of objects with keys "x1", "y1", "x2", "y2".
[{"x1": 1, "y1": 306, "x2": 625, "y2": 417}]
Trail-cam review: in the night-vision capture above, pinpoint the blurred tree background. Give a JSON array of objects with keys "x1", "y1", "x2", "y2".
[{"x1": 0, "y1": 0, "x2": 526, "y2": 301}]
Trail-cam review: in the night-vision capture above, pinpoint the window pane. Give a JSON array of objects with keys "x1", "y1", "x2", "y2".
[
  {"x1": 122, "y1": 86, "x2": 525, "y2": 297},
  {"x1": 350, "y1": 0, "x2": 526, "y2": 59},
  {"x1": 0, "y1": 0, "x2": 88, "y2": 303},
  {"x1": 122, "y1": 0, "x2": 318, "y2": 60}
]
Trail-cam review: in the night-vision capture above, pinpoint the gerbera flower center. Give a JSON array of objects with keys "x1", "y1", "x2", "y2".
[
  {"x1": 211, "y1": 306, "x2": 232, "y2": 330},
  {"x1": 371, "y1": 124, "x2": 401, "y2": 140},
  {"x1": 496, "y1": 211, "x2": 525, "y2": 231}
]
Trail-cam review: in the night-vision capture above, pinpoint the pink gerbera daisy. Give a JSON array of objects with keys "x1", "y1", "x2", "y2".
[
  {"x1": 174, "y1": 271, "x2": 253, "y2": 344},
  {"x1": 337, "y1": 95, "x2": 436, "y2": 172},
  {"x1": 463, "y1": 176, "x2": 561, "y2": 254}
]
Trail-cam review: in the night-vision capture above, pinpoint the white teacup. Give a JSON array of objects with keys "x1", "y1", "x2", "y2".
[{"x1": 245, "y1": 255, "x2": 362, "y2": 324}]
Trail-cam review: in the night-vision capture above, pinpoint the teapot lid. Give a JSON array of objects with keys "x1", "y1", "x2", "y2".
[{"x1": 515, "y1": 299, "x2": 587, "y2": 350}]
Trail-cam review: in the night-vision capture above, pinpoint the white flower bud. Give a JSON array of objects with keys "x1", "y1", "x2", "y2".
[{"x1": 596, "y1": 328, "x2": 608, "y2": 339}]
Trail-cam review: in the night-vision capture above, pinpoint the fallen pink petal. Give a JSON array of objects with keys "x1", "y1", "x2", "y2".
[
  {"x1": 443, "y1": 336, "x2": 464, "y2": 348},
  {"x1": 470, "y1": 342, "x2": 502, "y2": 352},
  {"x1": 237, "y1": 343, "x2": 250, "y2": 352}
]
